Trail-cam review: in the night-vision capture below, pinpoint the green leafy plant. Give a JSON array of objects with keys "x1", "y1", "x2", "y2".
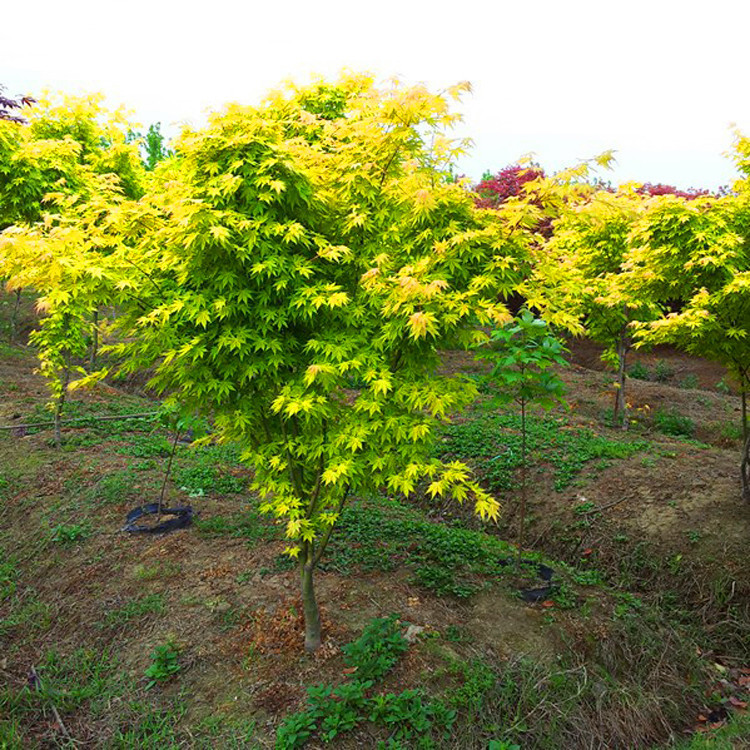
[
  {"x1": 368, "y1": 689, "x2": 455, "y2": 745},
  {"x1": 686, "y1": 529, "x2": 702, "y2": 545},
  {"x1": 679, "y1": 373, "x2": 699, "y2": 389},
  {"x1": 128, "y1": 122, "x2": 173, "y2": 170},
  {"x1": 324, "y1": 497, "x2": 517, "y2": 598},
  {"x1": 442, "y1": 408, "x2": 645, "y2": 492},
  {"x1": 716, "y1": 378, "x2": 732, "y2": 395},
  {"x1": 275, "y1": 615, "x2": 455, "y2": 749},
  {"x1": 627, "y1": 361, "x2": 650, "y2": 380},
  {"x1": 341, "y1": 614, "x2": 409, "y2": 680},
  {"x1": 144, "y1": 640, "x2": 181, "y2": 689},
  {"x1": 652, "y1": 359, "x2": 674, "y2": 382},
  {"x1": 414, "y1": 563, "x2": 477, "y2": 598},
  {"x1": 438, "y1": 658, "x2": 496, "y2": 713},
  {"x1": 476, "y1": 310, "x2": 567, "y2": 561},
  {"x1": 653, "y1": 409, "x2": 694, "y2": 437},
  {"x1": 49, "y1": 522, "x2": 90, "y2": 545},
  {"x1": 443, "y1": 625, "x2": 471, "y2": 643},
  {"x1": 118, "y1": 434, "x2": 173, "y2": 458}
]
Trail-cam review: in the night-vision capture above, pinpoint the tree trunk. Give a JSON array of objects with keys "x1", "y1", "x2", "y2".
[
  {"x1": 89, "y1": 309, "x2": 99, "y2": 369},
  {"x1": 9, "y1": 288, "x2": 21, "y2": 344},
  {"x1": 300, "y1": 548, "x2": 322, "y2": 653},
  {"x1": 53, "y1": 367, "x2": 71, "y2": 450},
  {"x1": 740, "y1": 381, "x2": 750, "y2": 504},
  {"x1": 615, "y1": 332, "x2": 628, "y2": 431}
]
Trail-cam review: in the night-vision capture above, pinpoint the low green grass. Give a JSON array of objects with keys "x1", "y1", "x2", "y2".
[
  {"x1": 111, "y1": 705, "x2": 259, "y2": 749},
  {"x1": 173, "y1": 443, "x2": 246, "y2": 496},
  {"x1": 0, "y1": 592, "x2": 53, "y2": 639},
  {"x1": 85, "y1": 468, "x2": 148, "y2": 505},
  {"x1": 132, "y1": 560, "x2": 182, "y2": 581},
  {"x1": 194, "y1": 508, "x2": 278, "y2": 542},
  {"x1": 98, "y1": 593, "x2": 166, "y2": 629},
  {"x1": 0, "y1": 546, "x2": 18, "y2": 600},
  {"x1": 108, "y1": 702, "x2": 186, "y2": 749},
  {"x1": 0, "y1": 649, "x2": 126, "y2": 723},
  {"x1": 0, "y1": 641, "x2": 258, "y2": 748}
]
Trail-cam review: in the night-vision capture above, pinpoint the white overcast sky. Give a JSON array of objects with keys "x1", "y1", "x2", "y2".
[{"x1": 3, "y1": 0, "x2": 749, "y2": 190}]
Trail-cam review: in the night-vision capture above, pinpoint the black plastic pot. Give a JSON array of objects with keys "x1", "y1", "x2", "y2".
[
  {"x1": 123, "y1": 503, "x2": 193, "y2": 534},
  {"x1": 499, "y1": 557, "x2": 559, "y2": 602}
]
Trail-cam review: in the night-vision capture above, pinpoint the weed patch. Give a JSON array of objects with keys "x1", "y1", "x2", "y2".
[
  {"x1": 326, "y1": 497, "x2": 519, "y2": 598},
  {"x1": 173, "y1": 445, "x2": 246, "y2": 496},
  {"x1": 118, "y1": 434, "x2": 172, "y2": 458}
]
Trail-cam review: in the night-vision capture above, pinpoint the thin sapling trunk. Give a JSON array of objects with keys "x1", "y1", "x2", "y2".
[
  {"x1": 517, "y1": 397, "x2": 527, "y2": 568},
  {"x1": 157, "y1": 429, "x2": 182, "y2": 514},
  {"x1": 53, "y1": 366, "x2": 71, "y2": 450},
  {"x1": 742, "y1": 432, "x2": 750, "y2": 504}
]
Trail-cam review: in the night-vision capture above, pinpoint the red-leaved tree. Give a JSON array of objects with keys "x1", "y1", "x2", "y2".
[
  {"x1": 473, "y1": 164, "x2": 546, "y2": 209},
  {"x1": 0, "y1": 85, "x2": 35, "y2": 123}
]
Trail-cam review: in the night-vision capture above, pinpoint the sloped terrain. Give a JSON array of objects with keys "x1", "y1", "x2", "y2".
[{"x1": 0, "y1": 334, "x2": 748, "y2": 749}]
